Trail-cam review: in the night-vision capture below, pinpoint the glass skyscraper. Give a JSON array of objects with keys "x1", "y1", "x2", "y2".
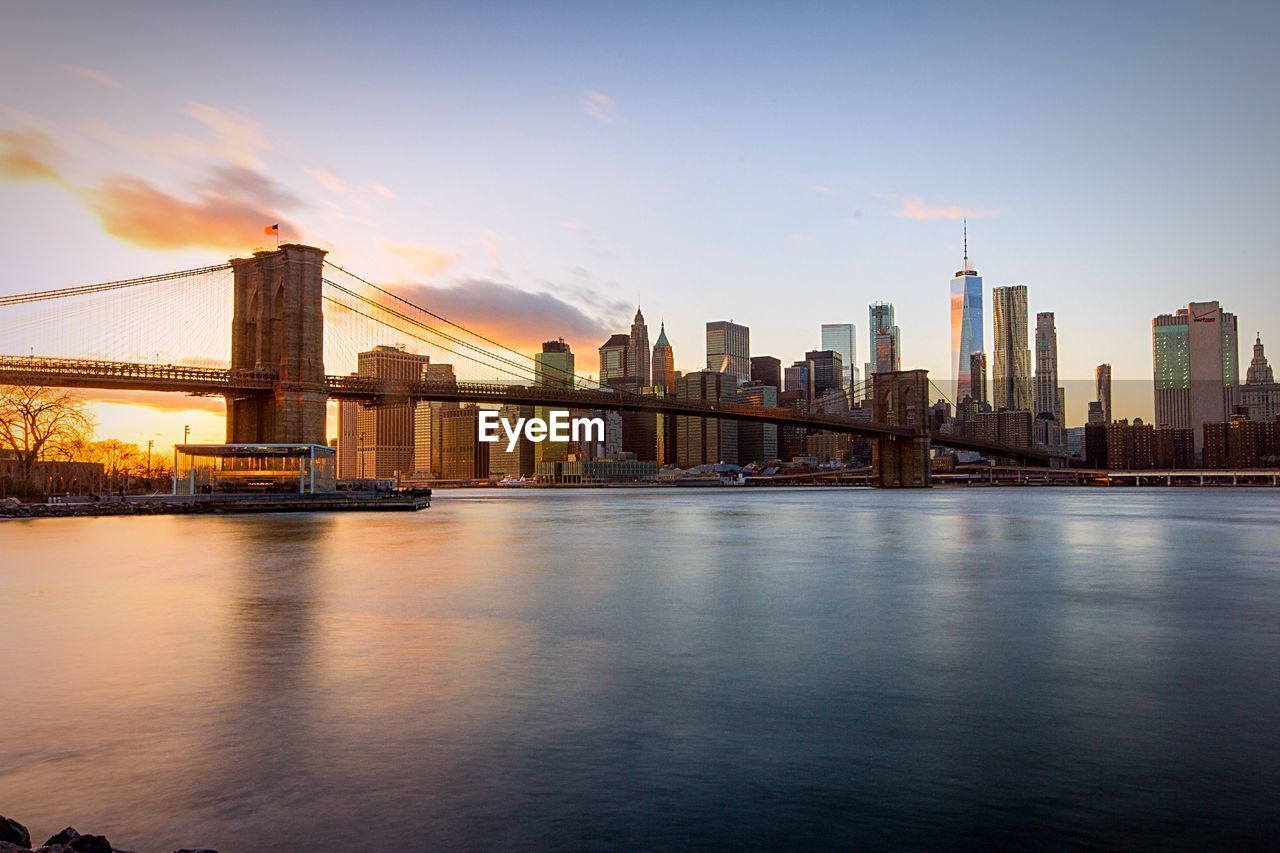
[
  {"x1": 706, "y1": 320, "x2": 750, "y2": 386},
  {"x1": 820, "y1": 323, "x2": 856, "y2": 393},
  {"x1": 949, "y1": 247, "x2": 983, "y2": 404},
  {"x1": 868, "y1": 302, "x2": 900, "y2": 374}
]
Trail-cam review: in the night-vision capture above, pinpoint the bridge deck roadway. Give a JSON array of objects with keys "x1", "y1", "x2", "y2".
[{"x1": 0, "y1": 355, "x2": 1052, "y2": 464}]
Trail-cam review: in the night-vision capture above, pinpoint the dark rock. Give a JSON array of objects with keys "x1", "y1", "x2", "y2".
[
  {"x1": 0, "y1": 842, "x2": 32, "y2": 853},
  {"x1": 0, "y1": 816, "x2": 29, "y2": 848},
  {"x1": 41, "y1": 830, "x2": 77, "y2": 847},
  {"x1": 67, "y1": 837, "x2": 111, "y2": 853}
]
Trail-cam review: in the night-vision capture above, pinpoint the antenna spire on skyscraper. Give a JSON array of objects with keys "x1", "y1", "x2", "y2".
[{"x1": 963, "y1": 218, "x2": 968, "y2": 263}]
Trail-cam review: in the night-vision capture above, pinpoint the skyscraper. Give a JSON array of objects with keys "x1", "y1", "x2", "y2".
[
  {"x1": 706, "y1": 320, "x2": 750, "y2": 386},
  {"x1": 1095, "y1": 363, "x2": 1112, "y2": 424},
  {"x1": 992, "y1": 285, "x2": 1031, "y2": 412},
  {"x1": 820, "y1": 323, "x2": 856, "y2": 392},
  {"x1": 805, "y1": 350, "x2": 844, "y2": 399},
  {"x1": 869, "y1": 303, "x2": 901, "y2": 373},
  {"x1": 1033, "y1": 312, "x2": 1062, "y2": 419},
  {"x1": 534, "y1": 339, "x2": 575, "y2": 389},
  {"x1": 734, "y1": 381, "x2": 779, "y2": 464},
  {"x1": 676, "y1": 370, "x2": 737, "y2": 466},
  {"x1": 1152, "y1": 301, "x2": 1239, "y2": 453},
  {"x1": 628, "y1": 307, "x2": 651, "y2": 387},
  {"x1": 353, "y1": 346, "x2": 431, "y2": 479},
  {"x1": 969, "y1": 352, "x2": 988, "y2": 406},
  {"x1": 750, "y1": 355, "x2": 782, "y2": 394},
  {"x1": 534, "y1": 339, "x2": 575, "y2": 466},
  {"x1": 598, "y1": 333, "x2": 630, "y2": 383},
  {"x1": 949, "y1": 224, "x2": 984, "y2": 403},
  {"x1": 651, "y1": 323, "x2": 675, "y2": 389}
]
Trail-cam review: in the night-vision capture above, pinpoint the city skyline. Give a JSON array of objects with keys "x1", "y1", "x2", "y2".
[{"x1": 1, "y1": 1, "x2": 1278, "y2": 448}]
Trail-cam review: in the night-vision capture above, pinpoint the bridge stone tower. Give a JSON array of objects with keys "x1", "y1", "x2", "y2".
[
  {"x1": 226, "y1": 244, "x2": 328, "y2": 445},
  {"x1": 870, "y1": 369, "x2": 932, "y2": 487}
]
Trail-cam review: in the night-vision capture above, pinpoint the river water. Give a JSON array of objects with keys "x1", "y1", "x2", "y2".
[{"x1": 2, "y1": 488, "x2": 1279, "y2": 850}]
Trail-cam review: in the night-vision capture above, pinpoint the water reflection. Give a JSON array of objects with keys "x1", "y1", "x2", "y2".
[{"x1": 1, "y1": 490, "x2": 1279, "y2": 849}]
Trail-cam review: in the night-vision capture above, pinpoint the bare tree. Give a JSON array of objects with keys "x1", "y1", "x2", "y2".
[{"x1": 0, "y1": 385, "x2": 95, "y2": 483}]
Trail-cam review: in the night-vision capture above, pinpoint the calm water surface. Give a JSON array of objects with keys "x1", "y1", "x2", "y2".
[{"x1": 2, "y1": 488, "x2": 1279, "y2": 850}]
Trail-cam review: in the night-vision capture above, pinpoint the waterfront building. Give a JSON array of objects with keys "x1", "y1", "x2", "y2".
[
  {"x1": 1096, "y1": 363, "x2": 1113, "y2": 423},
  {"x1": 777, "y1": 391, "x2": 809, "y2": 461},
  {"x1": 1155, "y1": 427, "x2": 1195, "y2": 468},
  {"x1": 535, "y1": 339, "x2": 575, "y2": 467},
  {"x1": 869, "y1": 302, "x2": 900, "y2": 373},
  {"x1": 1152, "y1": 301, "x2": 1239, "y2": 454},
  {"x1": 354, "y1": 346, "x2": 431, "y2": 480},
  {"x1": 1087, "y1": 401, "x2": 1106, "y2": 424},
  {"x1": 992, "y1": 285, "x2": 1031, "y2": 412},
  {"x1": 629, "y1": 307, "x2": 651, "y2": 387},
  {"x1": 598, "y1": 333, "x2": 631, "y2": 384},
  {"x1": 805, "y1": 349, "x2": 844, "y2": 399},
  {"x1": 735, "y1": 381, "x2": 779, "y2": 465},
  {"x1": 1203, "y1": 415, "x2": 1263, "y2": 469},
  {"x1": 487, "y1": 403, "x2": 535, "y2": 478},
  {"x1": 651, "y1": 323, "x2": 676, "y2": 390},
  {"x1": 411, "y1": 362, "x2": 458, "y2": 480},
  {"x1": 820, "y1": 323, "x2": 856, "y2": 393},
  {"x1": 440, "y1": 406, "x2": 489, "y2": 481},
  {"x1": 337, "y1": 399, "x2": 359, "y2": 478},
  {"x1": 750, "y1": 355, "x2": 782, "y2": 394},
  {"x1": 676, "y1": 370, "x2": 737, "y2": 466},
  {"x1": 974, "y1": 409, "x2": 1033, "y2": 449},
  {"x1": 706, "y1": 320, "x2": 750, "y2": 385},
  {"x1": 1241, "y1": 334, "x2": 1280, "y2": 421},
  {"x1": 949, "y1": 228, "x2": 984, "y2": 403},
  {"x1": 806, "y1": 432, "x2": 850, "y2": 465}
]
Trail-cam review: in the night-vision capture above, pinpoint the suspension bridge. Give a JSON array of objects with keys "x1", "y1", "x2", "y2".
[{"x1": 0, "y1": 243, "x2": 1051, "y2": 486}]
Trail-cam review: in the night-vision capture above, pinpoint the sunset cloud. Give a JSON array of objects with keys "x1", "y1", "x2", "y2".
[
  {"x1": 63, "y1": 65, "x2": 127, "y2": 92},
  {"x1": 0, "y1": 128, "x2": 62, "y2": 182},
  {"x1": 384, "y1": 240, "x2": 456, "y2": 276},
  {"x1": 83, "y1": 171, "x2": 298, "y2": 251},
  {"x1": 582, "y1": 90, "x2": 617, "y2": 123},
  {"x1": 889, "y1": 195, "x2": 1002, "y2": 220},
  {"x1": 370, "y1": 184, "x2": 396, "y2": 200},
  {"x1": 393, "y1": 278, "x2": 616, "y2": 352}
]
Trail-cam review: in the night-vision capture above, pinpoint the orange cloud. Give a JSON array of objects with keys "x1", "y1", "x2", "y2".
[
  {"x1": 891, "y1": 195, "x2": 1002, "y2": 220},
  {"x1": 384, "y1": 240, "x2": 455, "y2": 276},
  {"x1": 391, "y1": 278, "x2": 620, "y2": 356},
  {"x1": 82, "y1": 173, "x2": 297, "y2": 251},
  {"x1": 0, "y1": 128, "x2": 62, "y2": 182}
]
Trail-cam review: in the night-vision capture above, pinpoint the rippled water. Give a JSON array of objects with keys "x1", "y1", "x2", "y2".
[{"x1": 2, "y1": 488, "x2": 1279, "y2": 850}]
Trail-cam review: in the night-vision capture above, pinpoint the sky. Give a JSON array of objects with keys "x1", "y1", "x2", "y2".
[{"x1": 2, "y1": 0, "x2": 1278, "y2": 446}]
